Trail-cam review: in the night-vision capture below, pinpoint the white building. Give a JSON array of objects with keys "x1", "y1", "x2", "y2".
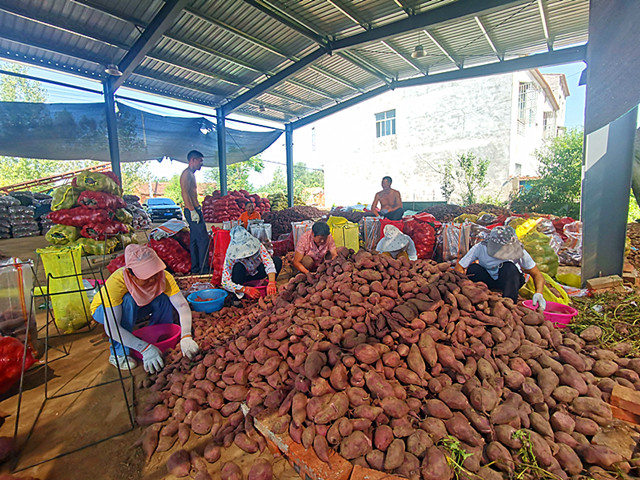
[{"x1": 291, "y1": 69, "x2": 569, "y2": 207}]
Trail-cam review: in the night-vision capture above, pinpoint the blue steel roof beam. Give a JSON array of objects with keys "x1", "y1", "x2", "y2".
[
  {"x1": 474, "y1": 16, "x2": 502, "y2": 61},
  {"x1": 537, "y1": 0, "x2": 553, "y2": 51},
  {"x1": 240, "y1": 0, "x2": 329, "y2": 48},
  {"x1": 291, "y1": 45, "x2": 587, "y2": 130},
  {"x1": 0, "y1": 30, "x2": 107, "y2": 67},
  {"x1": 144, "y1": 52, "x2": 246, "y2": 87},
  {"x1": 381, "y1": 39, "x2": 425, "y2": 74},
  {"x1": 109, "y1": 0, "x2": 191, "y2": 90},
  {"x1": 423, "y1": 29, "x2": 463, "y2": 69},
  {"x1": 326, "y1": 0, "x2": 371, "y2": 30},
  {"x1": 337, "y1": 51, "x2": 394, "y2": 84},
  {"x1": 393, "y1": 0, "x2": 415, "y2": 16},
  {"x1": 265, "y1": 91, "x2": 322, "y2": 109},
  {"x1": 0, "y1": 2, "x2": 129, "y2": 51},
  {"x1": 332, "y1": 0, "x2": 526, "y2": 51}
]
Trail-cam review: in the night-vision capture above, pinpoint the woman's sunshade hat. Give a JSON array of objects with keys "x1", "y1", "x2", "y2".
[
  {"x1": 226, "y1": 226, "x2": 261, "y2": 260},
  {"x1": 124, "y1": 244, "x2": 166, "y2": 279},
  {"x1": 378, "y1": 225, "x2": 410, "y2": 252},
  {"x1": 486, "y1": 226, "x2": 524, "y2": 260}
]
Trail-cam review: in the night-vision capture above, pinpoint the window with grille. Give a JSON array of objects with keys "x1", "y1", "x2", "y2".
[
  {"x1": 375, "y1": 109, "x2": 396, "y2": 138},
  {"x1": 543, "y1": 111, "x2": 556, "y2": 138},
  {"x1": 515, "y1": 163, "x2": 522, "y2": 176},
  {"x1": 517, "y1": 83, "x2": 537, "y2": 134}
]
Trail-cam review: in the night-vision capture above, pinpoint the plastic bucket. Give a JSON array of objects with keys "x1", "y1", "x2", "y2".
[
  {"x1": 187, "y1": 288, "x2": 228, "y2": 313},
  {"x1": 522, "y1": 300, "x2": 578, "y2": 328},
  {"x1": 131, "y1": 323, "x2": 181, "y2": 359},
  {"x1": 244, "y1": 280, "x2": 267, "y2": 297}
]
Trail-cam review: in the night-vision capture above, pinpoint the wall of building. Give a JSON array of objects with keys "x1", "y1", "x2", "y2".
[{"x1": 294, "y1": 74, "x2": 516, "y2": 207}]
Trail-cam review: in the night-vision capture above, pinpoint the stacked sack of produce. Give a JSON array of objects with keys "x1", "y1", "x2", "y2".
[
  {"x1": 46, "y1": 171, "x2": 136, "y2": 256},
  {"x1": 9, "y1": 205, "x2": 39, "y2": 238},
  {"x1": 262, "y1": 205, "x2": 325, "y2": 238},
  {"x1": 202, "y1": 190, "x2": 270, "y2": 223},
  {"x1": 0, "y1": 196, "x2": 18, "y2": 239},
  {"x1": 268, "y1": 192, "x2": 287, "y2": 211},
  {"x1": 402, "y1": 213, "x2": 440, "y2": 260},
  {"x1": 123, "y1": 194, "x2": 152, "y2": 230}
]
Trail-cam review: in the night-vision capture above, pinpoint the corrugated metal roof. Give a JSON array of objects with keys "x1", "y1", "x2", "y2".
[{"x1": 0, "y1": 0, "x2": 589, "y2": 123}]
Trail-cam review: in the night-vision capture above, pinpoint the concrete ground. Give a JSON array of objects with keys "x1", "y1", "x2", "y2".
[{"x1": 0, "y1": 234, "x2": 299, "y2": 480}]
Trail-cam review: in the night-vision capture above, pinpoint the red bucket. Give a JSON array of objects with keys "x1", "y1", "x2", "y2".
[{"x1": 522, "y1": 300, "x2": 578, "y2": 328}]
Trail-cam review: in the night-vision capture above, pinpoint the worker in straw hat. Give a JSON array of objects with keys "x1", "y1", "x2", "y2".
[
  {"x1": 454, "y1": 225, "x2": 546, "y2": 309},
  {"x1": 91, "y1": 244, "x2": 200, "y2": 373},
  {"x1": 376, "y1": 224, "x2": 417, "y2": 261},
  {"x1": 222, "y1": 226, "x2": 282, "y2": 299}
]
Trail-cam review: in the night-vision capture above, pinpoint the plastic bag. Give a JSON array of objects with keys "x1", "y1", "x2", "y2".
[
  {"x1": 250, "y1": 223, "x2": 273, "y2": 254},
  {"x1": 437, "y1": 223, "x2": 472, "y2": 263},
  {"x1": 147, "y1": 238, "x2": 191, "y2": 275},
  {"x1": 80, "y1": 220, "x2": 129, "y2": 240},
  {"x1": 51, "y1": 185, "x2": 81, "y2": 211},
  {"x1": 453, "y1": 213, "x2": 478, "y2": 224},
  {"x1": 114, "y1": 208, "x2": 133, "y2": 224},
  {"x1": 73, "y1": 171, "x2": 122, "y2": 196},
  {"x1": 49, "y1": 207, "x2": 115, "y2": 227},
  {"x1": 209, "y1": 229, "x2": 231, "y2": 286},
  {"x1": 557, "y1": 221, "x2": 582, "y2": 266},
  {"x1": 78, "y1": 190, "x2": 126, "y2": 210},
  {"x1": 521, "y1": 230, "x2": 559, "y2": 277},
  {"x1": 363, "y1": 216, "x2": 381, "y2": 250},
  {"x1": 469, "y1": 223, "x2": 490, "y2": 247},
  {"x1": 520, "y1": 271, "x2": 570, "y2": 305},
  {"x1": 45, "y1": 224, "x2": 80, "y2": 245},
  {"x1": 71, "y1": 237, "x2": 118, "y2": 256},
  {"x1": 403, "y1": 217, "x2": 436, "y2": 259},
  {"x1": 0, "y1": 258, "x2": 42, "y2": 357},
  {"x1": 37, "y1": 245, "x2": 91, "y2": 333},
  {"x1": 292, "y1": 221, "x2": 313, "y2": 249},
  {"x1": 476, "y1": 212, "x2": 497, "y2": 226},
  {"x1": 0, "y1": 336, "x2": 36, "y2": 394},
  {"x1": 106, "y1": 254, "x2": 126, "y2": 274}
]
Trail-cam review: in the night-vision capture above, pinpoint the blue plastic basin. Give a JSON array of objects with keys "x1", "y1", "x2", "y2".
[{"x1": 187, "y1": 288, "x2": 228, "y2": 313}]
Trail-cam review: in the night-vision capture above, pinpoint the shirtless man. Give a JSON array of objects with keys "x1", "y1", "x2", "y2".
[
  {"x1": 180, "y1": 150, "x2": 209, "y2": 274},
  {"x1": 371, "y1": 176, "x2": 404, "y2": 220}
]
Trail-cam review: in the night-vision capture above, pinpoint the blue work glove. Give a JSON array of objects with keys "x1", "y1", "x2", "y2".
[
  {"x1": 532, "y1": 293, "x2": 547, "y2": 312},
  {"x1": 141, "y1": 343, "x2": 164, "y2": 374}
]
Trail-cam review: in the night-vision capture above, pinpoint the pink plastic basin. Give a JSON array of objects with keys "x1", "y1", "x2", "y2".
[
  {"x1": 522, "y1": 300, "x2": 578, "y2": 328},
  {"x1": 131, "y1": 323, "x2": 181, "y2": 359},
  {"x1": 244, "y1": 280, "x2": 268, "y2": 297}
]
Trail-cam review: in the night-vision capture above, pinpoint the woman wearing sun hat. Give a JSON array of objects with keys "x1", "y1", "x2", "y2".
[
  {"x1": 454, "y1": 225, "x2": 546, "y2": 308},
  {"x1": 221, "y1": 226, "x2": 282, "y2": 299},
  {"x1": 376, "y1": 225, "x2": 418, "y2": 261},
  {"x1": 91, "y1": 244, "x2": 200, "y2": 373}
]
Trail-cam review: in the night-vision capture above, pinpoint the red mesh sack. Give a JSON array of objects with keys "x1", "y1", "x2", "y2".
[{"x1": 0, "y1": 336, "x2": 36, "y2": 395}]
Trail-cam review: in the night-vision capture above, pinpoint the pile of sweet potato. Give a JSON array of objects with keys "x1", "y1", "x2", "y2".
[{"x1": 139, "y1": 248, "x2": 637, "y2": 480}]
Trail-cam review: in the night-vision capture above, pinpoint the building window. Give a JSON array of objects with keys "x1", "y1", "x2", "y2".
[
  {"x1": 543, "y1": 111, "x2": 556, "y2": 138},
  {"x1": 375, "y1": 109, "x2": 396, "y2": 138},
  {"x1": 514, "y1": 163, "x2": 522, "y2": 176},
  {"x1": 517, "y1": 82, "x2": 537, "y2": 134},
  {"x1": 311, "y1": 127, "x2": 316, "y2": 151}
]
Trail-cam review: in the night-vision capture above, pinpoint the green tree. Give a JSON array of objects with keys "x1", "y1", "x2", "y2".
[
  {"x1": 442, "y1": 152, "x2": 490, "y2": 206},
  {"x1": 511, "y1": 128, "x2": 583, "y2": 217},
  {"x1": 261, "y1": 162, "x2": 324, "y2": 199},
  {"x1": 205, "y1": 156, "x2": 264, "y2": 192},
  {"x1": 120, "y1": 161, "x2": 153, "y2": 195},
  {"x1": 162, "y1": 174, "x2": 184, "y2": 205}
]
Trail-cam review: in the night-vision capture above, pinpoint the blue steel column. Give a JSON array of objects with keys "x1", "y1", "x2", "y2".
[
  {"x1": 103, "y1": 81, "x2": 121, "y2": 180},
  {"x1": 285, "y1": 123, "x2": 294, "y2": 208},
  {"x1": 216, "y1": 108, "x2": 228, "y2": 196},
  {"x1": 581, "y1": 107, "x2": 638, "y2": 281}
]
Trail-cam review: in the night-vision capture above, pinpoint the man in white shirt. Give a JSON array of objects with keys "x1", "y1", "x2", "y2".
[{"x1": 454, "y1": 226, "x2": 546, "y2": 309}]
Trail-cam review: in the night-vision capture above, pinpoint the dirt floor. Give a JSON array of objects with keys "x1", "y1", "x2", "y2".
[{"x1": 0, "y1": 234, "x2": 300, "y2": 480}]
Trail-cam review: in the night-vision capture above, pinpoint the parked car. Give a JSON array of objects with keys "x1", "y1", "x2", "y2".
[{"x1": 143, "y1": 197, "x2": 183, "y2": 222}]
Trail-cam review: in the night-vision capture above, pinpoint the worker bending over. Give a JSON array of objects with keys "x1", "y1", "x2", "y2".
[
  {"x1": 376, "y1": 225, "x2": 417, "y2": 260},
  {"x1": 293, "y1": 222, "x2": 338, "y2": 274}
]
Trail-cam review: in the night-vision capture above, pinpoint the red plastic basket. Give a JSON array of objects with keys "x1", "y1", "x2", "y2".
[{"x1": 522, "y1": 300, "x2": 578, "y2": 328}]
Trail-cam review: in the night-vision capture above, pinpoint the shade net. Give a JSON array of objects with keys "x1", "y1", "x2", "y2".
[{"x1": 0, "y1": 101, "x2": 281, "y2": 166}]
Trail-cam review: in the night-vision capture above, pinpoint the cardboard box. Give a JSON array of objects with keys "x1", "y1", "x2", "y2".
[
  {"x1": 586, "y1": 275, "x2": 624, "y2": 291},
  {"x1": 611, "y1": 384, "x2": 640, "y2": 417},
  {"x1": 253, "y1": 410, "x2": 353, "y2": 480}
]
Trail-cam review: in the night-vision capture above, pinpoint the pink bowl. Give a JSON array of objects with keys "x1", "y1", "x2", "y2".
[
  {"x1": 244, "y1": 280, "x2": 268, "y2": 297},
  {"x1": 522, "y1": 300, "x2": 578, "y2": 328},
  {"x1": 131, "y1": 323, "x2": 181, "y2": 359}
]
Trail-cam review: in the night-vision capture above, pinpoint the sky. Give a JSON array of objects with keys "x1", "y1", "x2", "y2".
[{"x1": 1, "y1": 59, "x2": 590, "y2": 188}]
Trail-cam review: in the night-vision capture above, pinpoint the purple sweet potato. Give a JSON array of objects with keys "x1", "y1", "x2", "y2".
[
  {"x1": 354, "y1": 343, "x2": 380, "y2": 364},
  {"x1": 191, "y1": 410, "x2": 214, "y2": 435},
  {"x1": 366, "y1": 450, "x2": 385, "y2": 470},
  {"x1": 555, "y1": 444, "x2": 583, "y2": 475},
  {"x1": 486, "y1": 442, "x2": 514, "y2": 473},
  {"x1": 550, "y1": 411, "x2": 575, "y2": 434},
  {"x1": 424, "y1": 399, "x2": 453, "y2": 419},
  {"x1": 340, "y1": 431, "x2": 372, "y2": 460},
  {"x1": 136, "y1": 404, "x2": 170, "y2": 426},
  {"x1": 578, "y1": 444, "x2": 623, "y2": 468},
  {"x1": 438, "y1": 387, "x2": 469, "y2": 410},
  {"x1": 384, "y1": 438, "x2": 406, "y2": 471},
  {"x1": 468, "y1": 387, "x2": 498, "y2": 413},
  {"x1": 313, "y1": 435, "x2": 331, "y2": 463},
  {"x1": 445, "y1": 412, "x2": 483, "y2": 447},
  {"x1": 234, "y1": 432, "x2": 258, "y2": 454},
  {"x1": 407, "y1": 429, "x2": 432, "y2": 458},
  {"x1": 365, "y1": 370, "x2": 395, "y2": 399},
  {"x1": 166, "y1": 450, "x2": 191, "y2": 477},
  {"x1": 248, "y1": 459, "x2": 273, "y2": 480},
  {"x1": 221, "y1": 462, "x2": 243, "y2": 480},
  {"x1": 421, "y1": 446, "x2": 453, "y2": 480},
  {"x1": 374, "y1": 425, "x2": 394, "y2": 451},
  {"x1": 305, "y1": 351, "x2": 327, "y2": 379},
  {"x1": 204, "y1": 442, "x2": 222, "y2": 463},
  {"x1": 223, "y1": 385, "x2": 248, "y2": 402},
  {"x1": 329, "y1": 362, "x2": 348, "y2": 390}
]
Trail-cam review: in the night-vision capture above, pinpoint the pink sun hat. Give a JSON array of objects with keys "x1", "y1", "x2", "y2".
[{"x1": 124, "y1": 244, "x2": 166, "y2": 279}]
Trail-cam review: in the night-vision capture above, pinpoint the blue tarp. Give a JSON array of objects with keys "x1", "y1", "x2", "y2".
[{"x1": 0, "y1": 102, "x2": 281, "y2": 166}]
